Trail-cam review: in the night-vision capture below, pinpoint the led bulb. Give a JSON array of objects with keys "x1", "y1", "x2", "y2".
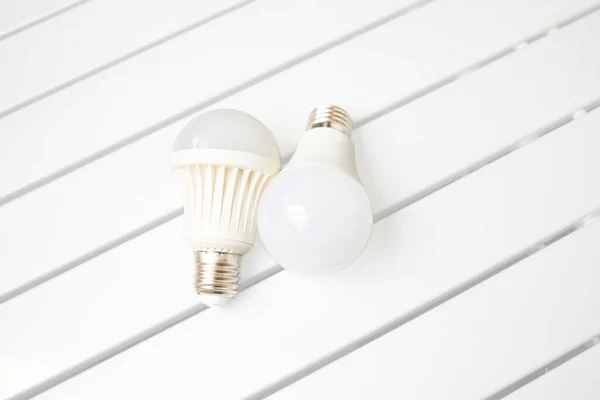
[
  {"x1": 258, "y1": 105, "x2": 373, "y2": 275},
  {"x1": 172, "y1": 109, "x2": 280, "y2": 306}
]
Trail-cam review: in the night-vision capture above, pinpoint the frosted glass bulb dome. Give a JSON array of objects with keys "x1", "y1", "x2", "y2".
[
  {"x1": 173, "y1": 109, "x2": 279, "y2": 159},
  {"x1": 172, "y1": 109, "x2": 280, "y2": 306},
  {"x1": 258, "y1": 166, "x2": 372, "y2": 274},
  {"x1": 258, "y1": 105, "x2": 373, "y2": 275}
]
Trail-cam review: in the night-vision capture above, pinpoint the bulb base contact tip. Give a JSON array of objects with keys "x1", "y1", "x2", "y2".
[
  {"x1": 194, "y1": 251, "x2": 240, "y2": 306},
  {"x1": 307, "y1": 105, "x2": 353, "y2": 136}
]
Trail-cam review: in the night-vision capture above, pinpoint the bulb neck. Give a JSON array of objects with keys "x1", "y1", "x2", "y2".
[
  {"x1": 288, "y1": 126, "x2": 360, "y2": 182},
  {"x1": 306, "y1": 105, "x2": 352, "y2": 136},
  {"x1": 195, "y1": 251, "x2": 240, "y2": 306}
]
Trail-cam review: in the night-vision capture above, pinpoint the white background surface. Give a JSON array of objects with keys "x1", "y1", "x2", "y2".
[{"x1": 0, "y1": 0, "x2": 599, "y2": 399}]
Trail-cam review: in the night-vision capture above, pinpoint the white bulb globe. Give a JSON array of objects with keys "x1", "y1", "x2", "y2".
[
  {"x1": 173, "y1": 109, "x2": 280, "y2": 158},
  {"x1": 258, "y1": 166, "x2": 372, "y2": 275},
  {"x1": 258, "y1": 105, "x2": 372, "y2": 275}
]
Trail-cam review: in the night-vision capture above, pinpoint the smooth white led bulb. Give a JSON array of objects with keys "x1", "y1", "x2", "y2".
[
  {"x1": 258, "y1": 105, "x2": 373, "y2": 275},
  {"x1": 172, "y1": 109, "x2": 280, "y2": 306}
]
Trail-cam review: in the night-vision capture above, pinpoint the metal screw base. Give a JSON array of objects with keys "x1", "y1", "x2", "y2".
[
  {"x1": 306, "y1": 105, "x2": 353, "y2": 136},
  {"x1": 195, "y1": 251, "x2": 240, "y2": 306}
]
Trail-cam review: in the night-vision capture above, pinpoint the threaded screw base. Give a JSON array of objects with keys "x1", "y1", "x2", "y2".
[
  {"x1": 195, "y1": 251, "x2": 240, "y2": 306},
  {"x1": 306, "y1": 105, "x2": 353, "y2": 136}
]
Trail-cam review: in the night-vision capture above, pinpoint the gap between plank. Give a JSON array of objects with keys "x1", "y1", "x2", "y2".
[
  {"x1": 358, "y1": 1, "x2": 600, "y2": 128},
  {"x1": 374, "y1": 97, "x2": 600, "y2": 222},
  {"x1": 7, "y1": 265, "x2": 281, "y2": 400},
  {"x1": 2, "y1": 4, "x2": 599, "y2": 306},
  {"x1": 0, "y1": 0, "x2": 439, "y2": 207},
  {"x1": 6, "y1": 8, "x2": 600, "y2": 396},
  {"x1": 3, "y1": 0, "x2": 600, "y2": 210},
  {"x1": 0, "y1": 0, "x2": 440, "y2": 306},
  {"x1": 244, "y1": 210, "x2": 600, "y2": 400},
  {"x1": 0, "y1": 209, "x2": 182, "y2": 305},
  {"x1": 0, "y1": 0, "x2": 91, "y2": 42},
  {"x1": 0, "y1": 0, "x2": 260, "y2": 119},
  {"x1": 11, "y1": 103, "x2": 600, "y2": 399},
  {"x1": 485, "y1": 332, "x2": 600, "y2": 399}
]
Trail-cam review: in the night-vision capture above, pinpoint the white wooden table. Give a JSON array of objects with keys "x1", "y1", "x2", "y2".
[{"x1": 1, "y1": 0, "x2": 599, "y2": 398}]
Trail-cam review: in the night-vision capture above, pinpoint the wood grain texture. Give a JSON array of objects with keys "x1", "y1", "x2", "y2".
[{"x1": 31, "y1": 18, "x2": 600, "y2": 399}]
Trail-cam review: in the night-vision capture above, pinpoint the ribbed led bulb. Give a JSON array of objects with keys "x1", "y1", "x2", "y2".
[
  {"x1": 171, "y1": 109, "x2": 281, "y2": 306},
  {"x1": 258, "y1": 105, "x2": 373, "y2": 275}
]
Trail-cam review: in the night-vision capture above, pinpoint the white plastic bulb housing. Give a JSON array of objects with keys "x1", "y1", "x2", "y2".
[
  {"x1": 171, "y1": 109, "x2": 280, "y2": 306},
  {"x1": 258, "y1": 105, "x2": 373, "y2": 275}
]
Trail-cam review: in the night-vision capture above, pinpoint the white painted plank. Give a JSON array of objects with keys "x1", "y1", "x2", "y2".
[
  {"x1": 0, "y1": 0, "x2": 412, "y2": 199},
  {"x1": 2, "y1": 6, "x2": 600, "y2": 397},
  {"x1": 0, "y1": 219, "x2": 278, "y2": 399},
  {"x1": 505, "y1": 344, "x2": 600, "y2": 400},
  {"x1": 0, "y1": 0, "x2": 85, "y2": 39},
  {"x1": 38, "y1": 83, "x2": 600, "y2": 399},
  {"x1": 1, "y1": 0, "x2": 597, "y2": 304},
  {"x1": 0, "y1": 0, "x2": 249, "y2": 111},
  {"x1": 272, "y1": 219, "x2": 600, "y2": 400}
]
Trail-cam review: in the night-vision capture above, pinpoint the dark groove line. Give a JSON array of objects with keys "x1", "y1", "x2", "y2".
[
  {"x1": 7, "y1": 5, "x2": 600, "y2": 398},
  {"x1": 358, "y1": 0, "x2": 600, "y2": 128},
  {"x1": 0, "y1": 0, "x2": 91, "y2": 42},
  {"x1": 0, "y1": 0, "x2": 259, "y2": 119},
  {"x1": 5, "y1": 3, "x2": 440, "y2": 397},
  {"x1": 374, "y1": 97, "x2": 600, "y2": 222},
  {"x1": 0, "y1": 0, "x2": 437, "y2": 207},
  {"x1": 16, "y1": 97, "x2": 600, "y2": 396},
  {"x1": 486, "y1": 333, "x2": 600, "y2": 399},
  {"x1": 0, "y1": 0, "x2": 441, "y2": 307},
  {"x1": 245, "y1": 210, "x2": 600, "y2": 400},
  {"x1": 0, "y1": 209, "x2": 182, "y2": 305},
  {"x1": 8, "y1": 265, "x2": 282, "y2": 400},
  {"x1": 9, "y1": 92, "x2": 595, "y2": 309},
  {"x1": 2, "y1": 0, "x2": 596, "y2": 289}
]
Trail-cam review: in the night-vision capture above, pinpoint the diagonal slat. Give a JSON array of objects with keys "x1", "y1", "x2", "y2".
[
  {"x1": 271, "y1": 218, "x2": 600, "y2": 399},
  {"x1": 0, "y1": 0, "x2": 421, "y2": 202},
  {"x1": 0, "y1": 0, "x2": 596, "y2": 305},
  {"x1": 2, "y1": 7, "x2": 600, "y2": 399},
  {"x1": 38, "y1": 62, "x2": 600, "y2": 400},
  {"x1": 0, "y1": 0, "x2": 257, "y2": 113},
  {"x1": 0, "y1": 0, "x2": 87, "y2": 41}
]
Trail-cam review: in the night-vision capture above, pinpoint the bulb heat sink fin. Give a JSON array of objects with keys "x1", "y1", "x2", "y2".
[{"x1": 178, "y1": 165, "x2": 272, "y2": 255}]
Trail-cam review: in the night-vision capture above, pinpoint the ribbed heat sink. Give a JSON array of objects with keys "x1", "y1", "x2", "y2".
[{"x1": 178, "y1": 165, "x2": 271, "y2": 253}]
